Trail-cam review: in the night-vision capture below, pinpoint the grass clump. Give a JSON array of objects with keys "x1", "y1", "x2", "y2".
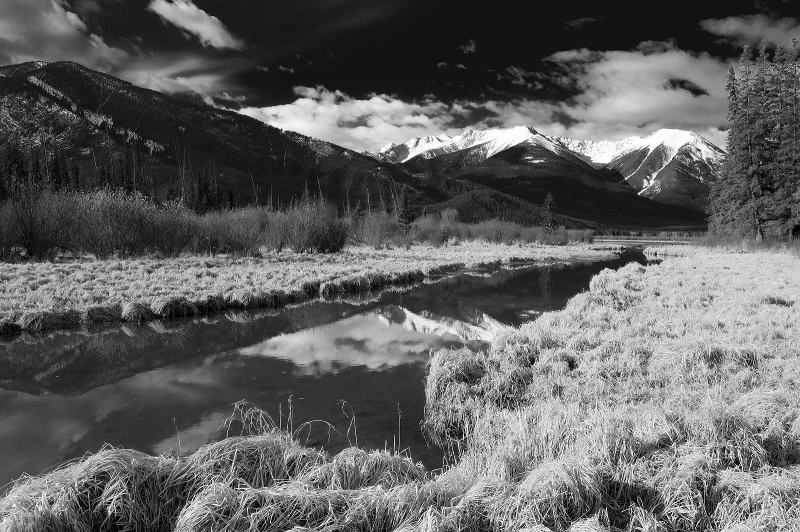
[
  {"x1": 297, "y1": 447, "x2": 427, "y2": 490},
  {"x1": 0, "y1": 447, "x2": 190, "y2": 532}
]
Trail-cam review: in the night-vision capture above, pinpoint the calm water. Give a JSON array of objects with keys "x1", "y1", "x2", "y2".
[{"x1": 0, "y1": 249, "x2": 653, "y2": 489}]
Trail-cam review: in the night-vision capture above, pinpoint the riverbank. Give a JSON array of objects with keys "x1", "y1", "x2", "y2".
[
  {"x1": 0, "y1": 243, "x2": 611, "y2": 335},
  {"x1": 426, "y1": 248, "x2": 800, "y2": 530},
  {"x1": 4, "y1": 248, "x2": 797, "y2": 531}
]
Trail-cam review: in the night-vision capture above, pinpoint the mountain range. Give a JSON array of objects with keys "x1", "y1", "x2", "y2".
[
  {"x1": 370, "y1": 126, "x2": 725, "y2": 214},
  {"x1": 0, "y1": 61, "x2": 718, "y2": 229}
]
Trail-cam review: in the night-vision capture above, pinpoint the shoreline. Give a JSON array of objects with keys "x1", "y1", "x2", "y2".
[{"x1": 0, "y1": 242, "x2": 614, "y2": 336}]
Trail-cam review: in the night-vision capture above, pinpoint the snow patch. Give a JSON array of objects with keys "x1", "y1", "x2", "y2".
[{"x1": 27, "y1": 76, "x2": 73, "y2": 106}]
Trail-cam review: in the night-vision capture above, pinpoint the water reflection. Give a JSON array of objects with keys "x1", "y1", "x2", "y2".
[{"x1": 0, "y1": 248, "x2": 653, "y2": 488}]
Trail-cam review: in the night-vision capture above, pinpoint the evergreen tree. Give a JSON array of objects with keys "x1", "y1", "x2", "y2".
[
  {"x1": 710, "y1": 43, "x2": 800, "y2": 240},
  {"x1": 542, "y1": 193, "x2": 555, "y2": 230}
]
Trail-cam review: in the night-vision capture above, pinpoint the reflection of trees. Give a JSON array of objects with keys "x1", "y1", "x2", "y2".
[{"x1": 539, "y1": 268, "x2": 552, "y2": 301}]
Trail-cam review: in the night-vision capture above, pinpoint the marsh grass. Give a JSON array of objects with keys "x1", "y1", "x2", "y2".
[
  {"x1": 0, "y1": 242, "x2": 609, "y2": 335},
  {"x1": 6, "y1": 249, "x2": 797, "y2": 531},
  {"x1": 413, "y1": 210, "x2": 593, "y2": 247}
]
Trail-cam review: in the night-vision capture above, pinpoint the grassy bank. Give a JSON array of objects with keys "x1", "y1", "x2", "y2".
[
  {"x1": 0, "y1": 242, "x2": 610, "y2": 335},
  {"x1": 5, "y1": 248, "x2": 797, "y2": 531}
]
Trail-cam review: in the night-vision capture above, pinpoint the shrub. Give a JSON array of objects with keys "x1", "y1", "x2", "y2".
[
  {"x1": 9, "y1": 187, "x2": 80, "y2": 260},
  {"x1": 261, "y1": 211, "x2": 290, "y2": 253},
  {"x1": 413, "y1": 212, "x2": 593, "y2": 246},
  {"x1": 77, "y1": 189, "x2": 160, "y2": 258},
  {"x1": 151, "y1": 201, "x2": 197, "y2": 257},
  {"x1": 192, "y1": 211, "x2": 228, "y2": 256},
  {"x1": 0, "y1": 201, "x2": 16, "y2": 261},
  {"x1": 351, "y1": 210, "x2": 402, "y2": 249},
  {"x1": 285, "y1": 196, "x2": 349, "y2": 253},
  {"x1": 76, "y1": 189, "x2": 196, "y2": 258}
]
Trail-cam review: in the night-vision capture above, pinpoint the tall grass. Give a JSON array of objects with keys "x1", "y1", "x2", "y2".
[
  {"x1": 414, "y1": 210, "x2": 593, "y2": 246},
  {"x1": 78, "y1": 190, "x2": 197, "y2": 258},
  {"x1": 191, "y1": 198, "x2": 348, "y2": 256},
  {"x1": 6, "y1": 187, "x2": 80, "y2": 260},
  {"x1": 5, "y1": 251, "x2": 795, "y2": 530},
  {"x1": 0, "y1": 189, "x2": 352, "y2": 261},
  {"x1": 0, "y1": 192, "x2": 595, "y2": 263}
]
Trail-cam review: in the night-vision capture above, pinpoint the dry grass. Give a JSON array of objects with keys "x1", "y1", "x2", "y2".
[
  {"x1": 425, "y1": 249, "x2": 800, "y2": 530},
  {"x1": 0, "y1": 242, "x2": 610, "y2": 335},
  {"x1": 4, "y1": 248, "x2": 799, "y2": 531}
]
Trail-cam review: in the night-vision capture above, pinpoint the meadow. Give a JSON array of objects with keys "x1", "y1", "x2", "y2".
[
  {"x1": 0, "y1": 241, "x2": 609, "y2": 335},
  {"x1": 2, "y1": 246, "x2": 799, "y2": 531},
  {"x1": 0, "y1": 188, "x2": 599, "y2": 335}
]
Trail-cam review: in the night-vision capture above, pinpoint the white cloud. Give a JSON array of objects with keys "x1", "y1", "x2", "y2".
[
  {"x1": 455, "y1": 63, "x2": 468, "y2": 70},
  {"x1": 437, "y1": 62, "x2": 448, "y2": 68},
  {"x1": 701, "y1": 15, "x2": 800, "y2": 48},
  {"x1": 148, "y1": 0, "x2": 244, "y2": 50},
  {"x1": 543, "y1": 42, "x2": 731, "y2": 147},
  {"x1": 239, "y1": 41, "x2": 732, "y2": 152},
  {"x1": 117, "y1": 53, "x2": 243, "y2": 102},
  {"x1": 0, "y1": 0, "x2": 127, "y2": 71},
  {"x1": 277, "y1": 65, "x2": 295, "y2": 73},
  {"x1": 240, "y1": 86, "x2": 464, "y2": 151}
]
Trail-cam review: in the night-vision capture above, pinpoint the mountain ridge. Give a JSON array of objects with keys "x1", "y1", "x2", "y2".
[{"x1": 369, "y1": 126, "x2": 725, "y2": 214}]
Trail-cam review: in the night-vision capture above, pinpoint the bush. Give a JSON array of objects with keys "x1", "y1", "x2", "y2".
[
  {"x1": 77, "y1": 189, "x2": 159, "y2": 258},
  {"x1": 0, "y1": 201, "x2": 16, "y2": 261},
  {"x1": 351, "y1": 210, "x2": 402, "y2": 249},
  {"x1": 76, "y1": 189, "x2": 195, "y2": 258},
  {"x1": 152, "y1": 202, "x2": 197, "y2": 257},
  {"x1": 10, "y1": 187, "x2": 80, "y2": 260},
  {"x1": 412, "y1": 212, "x2": 593, "y2": 246},
  {"x1": 192, "y1": 211, "x2": 228, "y2": 256},
  {"x1": 261, "y1": 211, "x2": 290, "y2": 253},
  {"x1": 285, "y1": 196, "x2": 348, "y2": 253}
]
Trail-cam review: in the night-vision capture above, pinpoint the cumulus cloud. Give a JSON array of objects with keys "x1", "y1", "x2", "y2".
[
  {"x1": 240, "y1": 40, "x2": 731, "y2": 151},
  {"x1": 544, "y1": 42, "x2": 731, "y2": 147},
  {"x1": 148, "y1": 0, "x2": 244, "y2": 50},
  {"x1": 239, "y1": 86, "x2": 559, "y2": 151},
  {"x1": 701, "y1": 15, "x2": 800, "y2": 48},
  {"x1": 0, "y1": 0, "x2": 127, "y2": 71}
]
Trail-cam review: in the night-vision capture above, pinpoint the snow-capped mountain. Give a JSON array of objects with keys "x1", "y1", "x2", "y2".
[
  {"x1": 368, "y1": 134, "x2": 454, "y2": 163},
  {"x1": 555, "y1": 129, "x2": 726, "y2": 211},
  {"x1": 373, "y1": 125, "x2": 587, "y2": 166},
  {"x1": 370, "y1": 126, "x2": 725, "y2": 215}
]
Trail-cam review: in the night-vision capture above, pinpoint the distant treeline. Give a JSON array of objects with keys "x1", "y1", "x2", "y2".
[
  {"x1": 710, "y1": 42, "x2": 800, "y2": 241},
  {"x1": 0, "y1": 139, "x2": 231, "y2": 212}
]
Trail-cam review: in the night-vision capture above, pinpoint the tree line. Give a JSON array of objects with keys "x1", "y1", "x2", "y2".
[
  {"x1": 710, "y1": 41, "x2": 800, "y2": 241},
  {"x1": 0, "y1": 139, "x2": 231, "y2": 213}
]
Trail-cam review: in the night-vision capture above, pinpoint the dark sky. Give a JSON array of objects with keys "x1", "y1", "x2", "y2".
[{"x1": 2, "y1": 0, "x2": 800, "y2": 150}]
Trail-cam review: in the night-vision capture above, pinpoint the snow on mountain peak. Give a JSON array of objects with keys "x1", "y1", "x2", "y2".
[
  {"x1": 556, "y1": 129, "x2": 724, "y2": 166},
  {"x1": 374, "y1": 125, "x2": 547, "y2": 163}
]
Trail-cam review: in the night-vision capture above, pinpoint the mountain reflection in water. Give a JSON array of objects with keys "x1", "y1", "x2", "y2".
[{"x1": 0, "y1": 249, "x2": 652, "y2": 488}]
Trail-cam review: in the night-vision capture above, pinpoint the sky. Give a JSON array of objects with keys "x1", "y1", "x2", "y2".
[{"x1": 2, "y1": 0, "x2": 800, "y2": 151}]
